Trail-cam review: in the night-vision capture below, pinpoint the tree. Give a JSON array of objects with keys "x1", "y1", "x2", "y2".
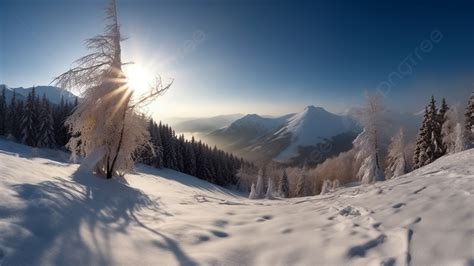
[
  {"x1": 10, "y1": 94, "x2": 23, "y2": 140},
  {"x1": 53, "y1": 0, "x2": 171, "y2": 179},
  {"x1": 0, "y1": 88, "x2": 6, "y2": 136},
  {"x1": 413, "y1": 96, "x2": 445, "y2": 169},
  {"x1": 278, "y1": 169, "x2": 290, "y2": 198},
  {"x1": 438, "y1": 98, "x2": 449, "y2": 154},
  {"x1": 38, "y1": 95, "x2": 56, "y2": 148},
  {"x1": 465, "y1": 91, "x2": 474, "y2": 146},
  {"x1": 353, "y1": 92, "x2": 385, "y2": 183},
  {"x1": 248, "y1": 183, "x2": 258, "y2": 199},
  {"x1": 385, "y1": 128, "x2": 407, "y2": 178},
  {"x1": 295, "y1": 165, "x2": 311, "y2": 197},
  {"x1": 21, "y1": 88, "x2": 39, "y2": 147},
  {"x1": 442, "y1": 105, "x2": 466, "y2": 154},
  {"x1": 254, "y1": 169, "x2": 265, "y2": 199},
  {"x1": 428, "y1": 96, "x2": 444, "y2": 159},
  {"x1": 265, "y1": 177, "x2": 275, "y2": 199},
  {"x1": 413, "y1": 106, "x2": 431, "y2": 169}
]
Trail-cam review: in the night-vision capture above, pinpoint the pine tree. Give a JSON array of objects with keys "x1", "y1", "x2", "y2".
[
  {"x1": 278, "y1": 169, "x2": 290, "y2": 198},
  {"x1": 38, "y1": 94, "x2": 56, "y2": 148},
  {"x1": 428, "y1": 96, "x2": 443, "y2": 160},
  {"x1": 11, "y1": 96, "x2": 23, "y2": 140},
  {"x1": 385, "y1": 128, "x2": 407, "y2": 178},
  {"x1": 438, "y1": 98, "x2": 449, "y2": 155},
  {"x1": 413, "y1": 106, "x2": 430, "y2": 169},
  {"x1": 465, "y1": 91, "x2": 474, "y2": 146},
  {"x1": 21, "y1": 88, "x2": 38, "y2": 146},
  {"x1": 0, "y1": 88, "x2": 6, "y2": 136}
]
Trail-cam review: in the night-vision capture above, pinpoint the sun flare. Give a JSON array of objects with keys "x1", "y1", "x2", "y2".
[{"x1": 125, "y1": 64, "x2": 154, "y2": 95}]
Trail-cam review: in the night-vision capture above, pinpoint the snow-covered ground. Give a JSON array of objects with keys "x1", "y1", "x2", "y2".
[{"x1": 0, "y1": 139, "x2": 473, "y2": 265}]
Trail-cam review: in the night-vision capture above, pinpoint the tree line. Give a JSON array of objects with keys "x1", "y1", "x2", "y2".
[
  {"x1": 0, "y1": 87, "x2": 249, "y2": 186},
  {"x1": 242, "y1": 92, "x2": 474, "y2": 199},
  {"x1": 141, "y1": 120, "x2": 252, "y2": 186},
  {"x1": 0, "y1": 87, "x2": 76, "y2": 148}
]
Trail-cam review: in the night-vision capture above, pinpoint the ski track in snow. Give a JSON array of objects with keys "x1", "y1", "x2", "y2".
[{"x1": 0, "y1": 139, "x2": 473, "y2": 265}]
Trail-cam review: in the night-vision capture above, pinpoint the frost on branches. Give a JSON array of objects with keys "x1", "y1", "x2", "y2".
[
  {"x1": 53, "y1": 0, "x2": 171, "y2": 179},
  {"x1": 385, "y1": 128, "x2": 407, "y2": 178},
  {"x1": 353, "y1": 92, "x2": 385, "y2": 183}
]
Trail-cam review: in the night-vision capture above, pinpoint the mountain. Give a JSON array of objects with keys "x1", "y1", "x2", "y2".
[
  {"x1": 206, "y1": 113, "x2": 293, "y2": 151},
  {"x1": 0, "y1": 138, "x2": 472, "y2": 265},
  {"x1": 205, "y1": 106, "x2": 359, "y2": 165},
  {"x1": 0, "y1": 84, "x2": 77, "y2": 105},
  {"x1": 170, "y1": 113, "x2": 244, "y2": 134}
]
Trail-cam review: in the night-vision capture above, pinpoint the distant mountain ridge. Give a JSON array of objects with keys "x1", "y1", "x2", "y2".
[
  {"x1": 0, "y1": 84, "x2": 77, "y2": 105},
  {"x1": 205, "y1": 105, "x2": 360, "y2": 165}
]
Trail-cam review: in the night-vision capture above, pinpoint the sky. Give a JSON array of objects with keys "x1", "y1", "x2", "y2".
[{"x1": 1, "y1": 0, "x2": 473, "y2": 119}]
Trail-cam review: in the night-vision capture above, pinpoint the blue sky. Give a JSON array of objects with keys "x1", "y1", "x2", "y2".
[{"x1": 1, "y1": 0, "x2": 473, "y2": 118}]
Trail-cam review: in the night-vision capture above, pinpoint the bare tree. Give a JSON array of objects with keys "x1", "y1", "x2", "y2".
[{"x1": 53, "y1": 0, "x2": 172, "y2": 179}]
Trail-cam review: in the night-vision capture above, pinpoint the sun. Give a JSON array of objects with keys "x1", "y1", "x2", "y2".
[{"x1": 125, "y1": 64, "x2": 154, "y2": 95}]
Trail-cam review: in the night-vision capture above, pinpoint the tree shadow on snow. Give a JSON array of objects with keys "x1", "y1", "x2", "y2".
[{"x1": 3, "y1": 169, "x2": 197, "y2": 266}]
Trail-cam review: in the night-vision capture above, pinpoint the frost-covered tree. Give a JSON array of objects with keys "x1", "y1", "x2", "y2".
[
  {"x1": 353, "y1": 92, "x2": 385, "y2": 183},
  {"x1": 265, "y1": 177, "x2": 275, "y2": 199},
  {"x1": 53, "y1": 0, "x2": 171, "y2": 179},
  {"x1": 465, "y1": 91, "x2": 474, "y2": 146},
  {"x1": 254, "y1": 169, "x2": 265, "y2": 199},
  {"x1": 385, "y1": 128, "x2": 407, "y2": 178},
  {"x1": 442, "y1": 105, "x2": 467, "y2": 154},
  {"x1": 38, "y1": 95, "x2": 56, "y2": 148},
  {"x1": 248, "y1": 183, "x2": 258, "y2": 199},
  {"x1": 295, "y1": 165, "x2": 311, "y2": 197},
  {"x1": 414, "y1": 96, "x2": 445, "y2": 169},
  {"x1": 278, "y1": 169, "x2": 290, "y2": 198}
]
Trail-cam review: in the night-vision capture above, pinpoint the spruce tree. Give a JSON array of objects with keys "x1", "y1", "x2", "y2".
[
  {"x1": 438, "y1": 98, "x2": 449, "y2": 155},
  {"x1": 38, "y1": 95, "x2": 56, "y2": 148},
  {"x1": 21, "y1": 88, "x2": 38, "y2": 146},
  {"x1": 0, "y1": 88, "x2": 6, "y2": 136},
  {"x1": 413, "y1": 107, "x2": 430, "y2": 169},
  {"x1": 465, "y1": 91, "x2": 474, "y2": 146},
  {"x1": 427, "y1": 96, "x2": 443, "y2": 160}
]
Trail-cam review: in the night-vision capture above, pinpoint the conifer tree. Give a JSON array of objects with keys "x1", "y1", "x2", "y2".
[
  {"x1": 0, "y1": 88, "x2": 6, "y2": 136},
  {"x1": 21, "y1": 88, "x2": 38, "y2": 146},
  {"x1": 38, "y1": 95, "x2": 56, "y2": 148},
  {"x1": 465, "y1": 91, "x2": 474, "y2": 146},
  {"x1": 414, "y1": 106, "x2": 430, "y2": 169}
]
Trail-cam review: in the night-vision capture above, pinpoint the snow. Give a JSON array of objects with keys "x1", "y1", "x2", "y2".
[
  {"x1": 0, "y1": 138, "x2": 473, "y2": 265},
  {"x1": 274, "y1": 105, "x2": 355, "y2": 161}
]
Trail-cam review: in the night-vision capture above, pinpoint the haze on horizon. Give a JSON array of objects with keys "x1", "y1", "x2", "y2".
[{"x1": 1, "y1": 0, "x2": 473, "y2": 119}]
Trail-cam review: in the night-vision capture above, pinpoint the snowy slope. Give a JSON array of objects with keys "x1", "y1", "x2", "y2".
[
  {"x1": 273, "y1": 105, "x2": 356, "y2": 161},
  {"x1": 206, "y1": 114, "x2": 292, "y2": 149},
  {"x1": 0, "y1": 139, "x2": 473, "y2": 265}
]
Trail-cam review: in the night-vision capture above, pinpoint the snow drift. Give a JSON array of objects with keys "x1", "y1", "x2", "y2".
[{"x1": 0, "y1": 138, "x2": 472, "y2": 265}]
